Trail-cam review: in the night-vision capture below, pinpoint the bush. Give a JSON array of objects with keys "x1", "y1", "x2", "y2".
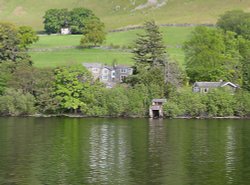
[
  {"x1": 163, "y1": 101, "x2": 182, "y2": 118},
  {"x1": 0, "y1": 88, "x2": 36, "y2": 116},
  {"x1": 171, "y1": 88, "x2": 206, "y2": 117},
  {"x1": 234, "y1": 90, "x2": 250, "y2": 117},
  {"x1": 203, "y1": 89, "x2": 235, "y2": 117}
]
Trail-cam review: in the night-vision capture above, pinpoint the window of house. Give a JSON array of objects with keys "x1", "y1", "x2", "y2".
[
  {"x1": 92, "y1": 68, "x2": 99, "y2": 72},
  {"x1": 103, "y1": 69, "x2": 108, "y2": 74},
  {"x1": 120, "y1": 75, "x2": 127, "y2": 82},
  {"x1": 120, "y1": 69, "x2": 127, "y2": 73},
  {"x1": 102, "y1": 75, "x2": 108, "y2": 80}
]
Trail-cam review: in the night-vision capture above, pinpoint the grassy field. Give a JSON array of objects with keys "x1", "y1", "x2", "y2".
[
  {"x1": 1, "y1": 0, "x2": 250, "y2": 31},
  {"x1": 30, "y1": 27, "x2": 194, "y2": 67},
  {"x1": 30, "y1": 48, "x2": 133, "y2": 68}
]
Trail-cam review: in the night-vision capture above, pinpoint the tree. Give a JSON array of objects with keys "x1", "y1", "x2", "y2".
[
  {"x1": 0, "y1": 62, "x2": 14, "y2": 94},
  {"x1": 217, "y1": 10, "x2": 250, "y2": 39},
  {"x1": 69, "y1": 8, "x2": 95, "y2": 34},
  {"x1": 18, "y1": 26, "x2": 39, "y2": 49},
  {"x1": 203, "y1": 89, "x2": 236, "y2": 117},
  {"x1": 43, "y1": 9, "x2": 69, "y2": 34},
  {"x1": 183, "y1": 26, "x2": 242, "y2": 83},
  {"x1": 0, "y1": 22, "x2": 31, "y2": 62},
  {"x1": 80, "y1": 18, "x2": 106, "y2": 46},
  {"x1": 238, "y1": 37, "x2": 250, "y2": 91},
  {"x1": 43, "y1": 8, "x2": 97, "y2": 34},
  {"x1": 133, "y1": 20, "x2": 166, "y2": 67},
  {"x1": 54, "y1": 65, "x2": 92, "y2": 113}
]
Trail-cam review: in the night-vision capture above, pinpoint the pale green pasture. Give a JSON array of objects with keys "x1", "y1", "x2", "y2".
[
  {"x1": 30, "y1": 27, "x2": 193, "y2": 67},
  {"x1": 30, "y1": 48, "x2": 133, "y2": 68}
]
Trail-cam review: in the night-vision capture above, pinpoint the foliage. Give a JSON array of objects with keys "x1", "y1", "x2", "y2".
[
  {"x1": 69, "y1": 8, "x2": 95, "y2": 34},
  {"x1": 183, "y1": 26, "x2": 242, "y2": 83},
  {"x1": 217, "y1": 10, "x2": 250, "y2": 39},
  {"x1": 172, "y1": 88, "x2": 206, "y2": 117},
  {"x1": 80, "y1": 18, "x2": 106, "y2": 46},
  {"x1": 238, "y1": 38, "x2": 250, "y2": 91},
  {"x1": 129, "y1": 21, "x2": 173, "y2": 99},
  {"x1": 0, "y1": 88, "x2": 36, "y2": 116},
  {"x1": 0, "y1": 22, "x2": 31, "y2": 63},
  {"x1": 105, "y1": 87, "x2": 128, "y2": 116},
  {"x1": 0, "y1": 62, "x2": 14, "y2": 95},
  {"x1": 43, "y1": 9, "x2": 69, "y2": 34},
  {"x1": 33, "y1": 68, "x2": 60, "y2": 113},
  {"x1": 133, "y1": 20, "x2": 166, "y2": 67},
  {"x1": 165, "y1": 61, "x2": 186, "y2": 88},
  {"x1": 54, "y1": 65, "x2": 92, "y2": 113},
  {"x1": 80, "y1": 84, "x2": 108, "y2": 116},
  {"x1": 18, "y1": 26, "x2": 39, "y2": 49},
  {"x1": 234, "y1": 90, "x2": 250, "y2": 117},
  {"x1": 8, "y1": 62, "x2": 37, "y2": 93},
  {"x1": 43, "y1": 8, "x2": 96, "y2": 34},
  {"x1": 163, "y1": 101, "x2": 181, "y2": 118},
  {"x1": 203, "y1": 89, "x2": 235, "y2": 117}
]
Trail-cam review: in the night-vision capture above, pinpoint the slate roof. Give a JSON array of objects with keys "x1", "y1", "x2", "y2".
[
  {"x1": 194, "y1": 82, "x2": 222, "y2": 88},
  {"x1": 82, "y1": 63, "x2": 103, "y2": 68},
  {"x1": 152, "y1": 99, "x2": 167, "y2": 103},
  {"x1": 194, "y1": 81, "x2": 238, "y2": 88},
  {"x1": 114, "y1": 65, "x2": 133, "y2": 69}
]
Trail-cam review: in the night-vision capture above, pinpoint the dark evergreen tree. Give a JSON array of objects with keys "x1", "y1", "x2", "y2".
[{"x1": 133, "y1": 20, "x2": 166, "y2": 67}]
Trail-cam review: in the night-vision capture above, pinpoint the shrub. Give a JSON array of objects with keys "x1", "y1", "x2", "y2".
[{"x1": 0, "y1": 88, "x2": 36, "y2": 116}]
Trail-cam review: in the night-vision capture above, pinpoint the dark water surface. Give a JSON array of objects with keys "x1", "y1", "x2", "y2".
[{"x1": 0, "y1": 118, "x2": 250, "y2": 185}]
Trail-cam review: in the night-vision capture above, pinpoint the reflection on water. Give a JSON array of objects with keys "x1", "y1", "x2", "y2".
[{"x1": 0, "y1": 118, "x2": 250, "y2": 185}]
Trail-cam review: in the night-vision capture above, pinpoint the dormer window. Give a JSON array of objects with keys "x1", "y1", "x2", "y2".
[{"x1": 120, "y1": 69, "x2": 127, "y2": 73}]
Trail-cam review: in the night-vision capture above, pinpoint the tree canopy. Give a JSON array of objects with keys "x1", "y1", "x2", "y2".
[
  {"x1": 217, "y1": 10, "x2": 250, "y2": 39},
  {"x1": 0, "y1": 22, "x2": 37, "y2": 63},
  {"x1": 133, "y1": 20, "x2": 166, "y2": 67},
  {"x1": 80, "y1": 18, "x2": 106, "y2": 46},
  {"x1": 43, "y1": 8, "x2": 97, "y2": 34},
  {"x1": 183, "y1": 26, "x2": 242, "y2": 84}
]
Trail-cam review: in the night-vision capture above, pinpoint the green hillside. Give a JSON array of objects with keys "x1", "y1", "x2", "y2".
[
  {"x1": 29, "y1": 27, "x2": 193, "y2": 67},
  {"x1": 1, "y1": 0, "x2": 250, "y2": 30}
]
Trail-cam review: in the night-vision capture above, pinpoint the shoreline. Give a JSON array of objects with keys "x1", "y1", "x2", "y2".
[{"x1": 0, "y1": 114, "x2": 249, "y2": 120}]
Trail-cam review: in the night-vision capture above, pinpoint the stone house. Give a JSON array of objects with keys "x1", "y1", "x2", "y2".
[
  {"x1": 149, "y1": 99, "x2": 167, "y2": 118},
  {"x1": 193, "y1": 81, "x2": 238, "y2": 93},
  {"x1": 82, "y1": 63, "x2": 133, "y2": 87}
]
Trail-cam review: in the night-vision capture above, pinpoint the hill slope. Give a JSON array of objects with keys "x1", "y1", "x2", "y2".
[{"x1": 1, "y1": 0, "x2": 250, "y2": 30}]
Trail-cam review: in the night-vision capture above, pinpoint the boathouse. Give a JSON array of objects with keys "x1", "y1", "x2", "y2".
[{"x1": 149, "y1": 99, "x2": 166, "y2": 118}]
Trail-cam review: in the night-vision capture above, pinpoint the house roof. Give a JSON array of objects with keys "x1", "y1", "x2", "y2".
[
  {"x1": 221, "y1": 82, "x2": 238, "y2": 88},
  {"x1": 82, "y1": 63, "x2": 103, "y2": 68},
  {"x1": 194, "y1": 81, "x2": 238, "y2": 88},
  {"x1": 115, "y1": 65, "x2": 133, "y2": 69},
  {"x1": 103, "y1": 66, "x2": 113, "y2": 70},
  {"x1": 152, "y1": 99, "x2": 167, "y2": 103}
]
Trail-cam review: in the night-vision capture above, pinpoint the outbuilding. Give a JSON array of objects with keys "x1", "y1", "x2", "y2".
[{"x1": 149, "y1": 99, "x2": 167, "y2": 118}]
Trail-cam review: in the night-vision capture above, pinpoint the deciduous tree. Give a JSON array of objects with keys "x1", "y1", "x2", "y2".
[
  {"x1": 80, "y1": 18, "x2": 106, "y2": 46},
  {"x1": 217, "y1": 10, "x2": 250, "y2": 39},
  {"x1": 54, "y1": 65, "x2": 92, "y2": 113},
  {"x1": 0, "y1": 22, "x2": 31, "y2": 62},
  {"x1": 183, "y1": 26, "x2": 242, "y2": 83}
]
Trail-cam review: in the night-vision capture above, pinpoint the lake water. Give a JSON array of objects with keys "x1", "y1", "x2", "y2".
[{"x1": 0, "y1": 118, "x2": 250, "y2": 185}]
